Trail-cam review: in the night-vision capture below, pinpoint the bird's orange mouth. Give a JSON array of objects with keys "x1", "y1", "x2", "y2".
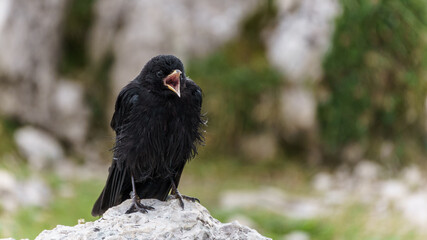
[{"x1": 163, "y1": 69, "x2": 181, "y2": 97}]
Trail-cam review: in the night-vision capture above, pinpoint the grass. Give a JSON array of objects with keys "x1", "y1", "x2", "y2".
[{"x1": 0, "y1": 156, "x2": 426, "y2": 239}]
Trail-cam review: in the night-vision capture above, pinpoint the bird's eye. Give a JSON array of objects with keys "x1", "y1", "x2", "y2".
[{"x1": 156, "y1": 71, "x2": 163, "y2": 78}]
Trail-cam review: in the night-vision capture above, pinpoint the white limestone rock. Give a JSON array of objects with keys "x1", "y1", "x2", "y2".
[
  {"x1": 312, "y1": 172, "x2": 333, "y2": 192},
  {"x1": 35, "y1": 199, "x2": 270, "y2": 240},
  {"x1": 266, "y1": 0, "x2": 340, "y2": 83},
  {"x1": 0, "y1": 0, "x2": 89, "y2": 147},
  {"x1": 397, "y1": 191, "x2": 427, "y2": 228},
  {"x1": 14, "y1": 126, "x2": 64, "y2": 170},
  {"x1": 0, "y1": 169, "x2": 51, "y2": 212},
  {"x1": 282, "y1": 231, "x2": 311, "y2": 240},
  {"x1": 19, "y1": 176, "x2": 52, "y2": 208},
  {"x1": 279, "y1": 87, "x2": 316, "y2": 133},
  {"x1": 51, "y1": 79, "x2": 89, "y2": 145},
  {"x1": 221, "y1": 187, "x2": 326, "y2": 220},
  {"x1": 89, "y1": 0, "x2": 262, "y2": 96},
  {"x1": 401, "y1": 165, "x2": 423, "y2": 187},
  {"x1": 239, "y1": 132, "x2": 278, "y2": 161},
  {"x1": 0, "y1": 169, "x2": 19, "y2": 211}
]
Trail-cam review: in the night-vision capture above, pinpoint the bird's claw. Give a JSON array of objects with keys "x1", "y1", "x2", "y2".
[
  {"x1": 125, "y1": 202, "x2": 154, "y2": 214},
  {"x1": 169, "y1": 193, "x2": 200, "y2": 209},
  {"x1": 182, "y1": 195, "x2": 200, "y2": 203},
  {"x1": 126, "y1": 197, "x2": 154, "y2": 214}
]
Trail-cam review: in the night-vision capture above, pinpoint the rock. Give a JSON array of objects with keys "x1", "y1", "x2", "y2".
[
  {"x1": 312, "y1": 172, "x2": 333, "y2": 192},
  {"x1": 353, "y1": 161, "x2": 380, "y2": 182},
  {"x1": 0, "y1": 0, "x2": 11, "y2": 31},
  {"x1": 401, "y1": 165, "x2": 423, "y2": 187},
  {"x1": 19, "y1": 177, "x2": 52, "y2": 208},
  {"x1": 379, "y1": 180, "x2": 408, "y2": 203},
  {"x1": 341, "y1": 143, "x2": 365, "y2": 163},
  {"x1": 0, "y1": 169, "x2": 51, "y2": 212},
  {"x1": 397, "y1": 192, "x2": 427, "y2": 228},
  {"x1": 0, "y1": 0, "x2": 65, "y2": 81},
  {"x1": 266, "y1": 0, "x2": 340, "y2": 83},
  {"x1": 221, "y1": 187, "x2": 287, "y2": 212},
  {"x1": 379, "y1": 141, "x2": 394, "y2": 160},
  {"x1": 283, "y1": 197, "x2": 325, "y2": 219},
  {"x1": 239, "y1": 132, "x2": 278, "y2": 161},
  {"x1": 50, "y1": 79, "x2": 89, "y2": 145},
  {"x1": 228, "y1": 214, "x2": 257, "y2": 229},
  {"x1": 89, "y1": 0, "x2": 262, "y2": 96},
  {"x1": 35, "y1": 199, "x2": 270, "y2": 240},
  {"x1": 221, "y1": 187, "x2": 326, "y2": 220},
  {"x1": 282, "y1": 231, "x2": 311, "y2": 240},
  {"x1": 14, "y1": 126, "x2": 64, "y2": 170},
  {"x1": 0, "y1": 169, "x2": 19, "y2": 211},
  {"x1": 0, "y1": 169, "x2": 16, "y2": 193},
  {"x1": 279, "y1": 87, "x2": 316, "y2": 133},
  {"x1": 322, "y1": 189, "x2": 347, "y2": 206},
  {"x1": 0, "y1": 0, "x2": 89, "y2": 147}
]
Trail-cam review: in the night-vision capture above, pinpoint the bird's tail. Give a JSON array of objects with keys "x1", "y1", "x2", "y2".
[
  {"x1": 91, "y1": 162, "x2": 130, "y2": 217},
  {"x1": 135, "y1": 178, "x2": 172, "y2": 201}
]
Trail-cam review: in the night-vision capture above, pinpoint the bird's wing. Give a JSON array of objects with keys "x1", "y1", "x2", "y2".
[
  {"x1": 92, "y1": 84, "x2": 140, "y2": 216},
  {"x1": 186, "y1": 78, "x2": 203, "y2": 109},
  {"x1": 111, "y1": 84, "x2": 141, "y2": 132}
]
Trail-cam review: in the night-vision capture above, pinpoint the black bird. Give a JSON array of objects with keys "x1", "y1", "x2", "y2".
[{"x1": 92, "y1": 55, "x2": 205, "y2": 216}]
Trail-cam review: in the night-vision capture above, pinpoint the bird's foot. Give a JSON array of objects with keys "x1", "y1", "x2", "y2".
[
  {"x1": 182, "y1": 195, "x2": 200, "y2": 203},
  {"x1": 169, "y1": 190, "x2": 200, "y2": 209},
  {"x1": 126, "y1": 193, "x2": 154, "y2": 214},
  {"x1": 125, "y1": 202, "x2": 154, "y2": 214}
]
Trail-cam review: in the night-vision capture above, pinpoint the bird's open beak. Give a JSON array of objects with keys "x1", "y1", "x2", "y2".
[{"x1": 163, "y1": 69, "x2": 181, "y2": 97}]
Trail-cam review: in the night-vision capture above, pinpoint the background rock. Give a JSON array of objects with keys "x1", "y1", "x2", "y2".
[
  {"x1": 0, "y1": 0, "x2": 89, "y2": 147},
  {"x1": 239, "y1": 132, "x2": 278, "y2": 161},
  {"x1": 35, "y1": 199, "x2": 270, "y2": 240},
  {"x1": 90, "y1": 0, "x2": 262, "y2": 96},
  {"x1": 0, "y1": 169, "x2": 51, "y2": 212},
  {"x1": 264, "y1": 0, "x2": 340, "y2": 160},
  {"x1": 0, "y1": 169, "x2": 19, "y2": 211},
  {"x1": 266, "y1": 0, "x2": 340, "y2": 83},
  {"x1": 220, "y1": 187, "x2": 326, "y2": 220},
  {"x1": 14, "y1": 126, "x2": 64, "y2": 170},
  {"x1": 282, "y1": 231, "x2": 311, "y2": 240},
  {"x1": 279, "y1": 87, "x2": 316, "y2": 134}
]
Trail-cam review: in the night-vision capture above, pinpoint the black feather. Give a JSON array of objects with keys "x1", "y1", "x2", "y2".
[{"x1": 91, "y1": 55, "x2": 205, "y2": 216}]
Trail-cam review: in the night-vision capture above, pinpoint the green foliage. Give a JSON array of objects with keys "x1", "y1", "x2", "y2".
[
  {"x1": 187, "y1": 1, "x2": 281, "y2": 153},
  {"x1": 188, "y1": 50, "x2": 281, "y2": 152},
  {"x1": 0, "y1": 118, "x2": 19, "y2": 155},
  {"x1": 59, "y1": 0, "x2": 113, "y2": 136},
  {"x1": 213, "y1": 203, "x2": 421, "y2": 240},
  {"x1": 319, "y1": 0, "x2": 427, "y2": 163},
  {"x1": 1, "y1": 178, "x2": 101, "y2": 239},
  {"x1": 59, "y1": 0, "x2": 96, "y2": 75},
  {"x1": 85, "y1": 52, "x2": 114, "y2": 136},
  {"x1": 213, "y1": 209, "x2": 334, "y2": 239}
]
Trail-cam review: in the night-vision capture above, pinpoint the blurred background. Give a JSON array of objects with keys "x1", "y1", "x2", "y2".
[{"x1": 0, "y1": 0, "x2": 426, "y2": 239}]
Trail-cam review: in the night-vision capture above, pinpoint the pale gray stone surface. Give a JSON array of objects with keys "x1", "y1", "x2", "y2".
[
  {"x1": 282, "y1": 231, "x2": 311, "y2": 240},
  {"x1": 89, "y1": 0, "x2": 261, "y2": 96},
  {"x1": 266, "y1": 0, "x2": 340, "y2": 83},
  {"x1": 239, "y1": 132, "x2": 278, "y2": 162},
  {"x1": 0, "y1": 169, "x2": 51, "y2": 212},
  {"x1": 220, "y1": 187, "x2": 326, "y2": 220},
  {"x1": 279, "y1": 87, "x2": 316, "y2": 134},
  {"x1": 0, "y1": 0, "x2": 89, "y2": 147},
  {"x1": 14, "y1": 126, "x2": 64, "y2": 170},
  {"x1": 35, "y1": 199, "x2": 270, "y2": 240}
]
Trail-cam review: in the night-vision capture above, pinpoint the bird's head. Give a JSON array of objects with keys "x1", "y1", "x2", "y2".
[{"x1": 140, "y1": 55, "x2": 185, "y2": 98}]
